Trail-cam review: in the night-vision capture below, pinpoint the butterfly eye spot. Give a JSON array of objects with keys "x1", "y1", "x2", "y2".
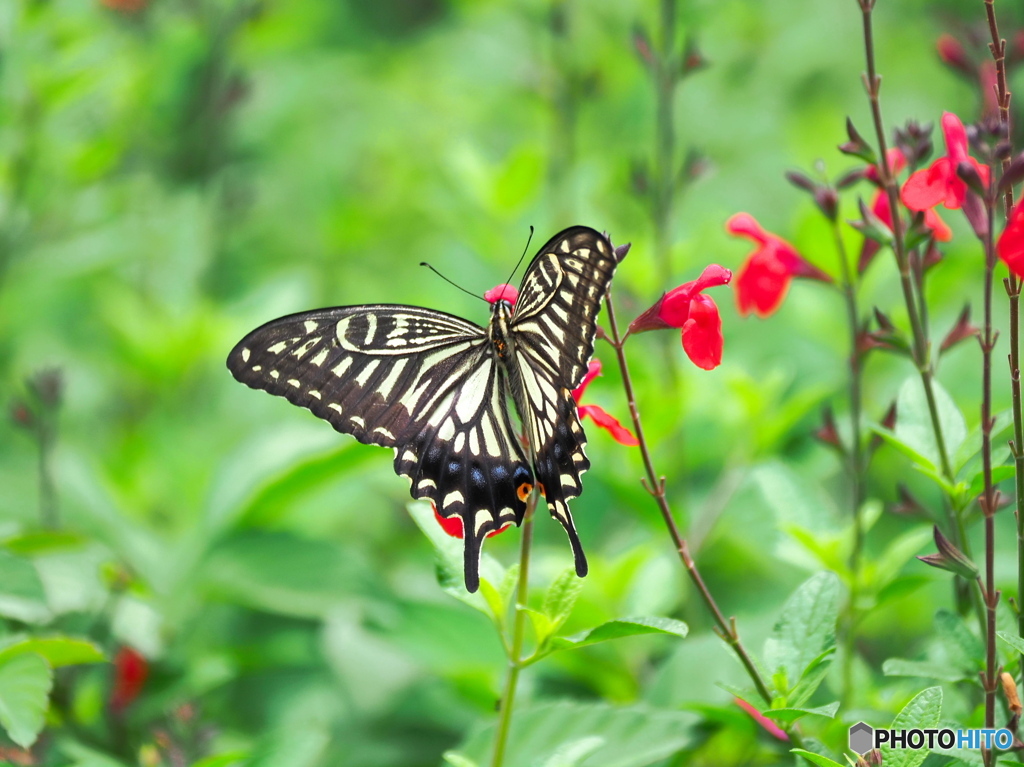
[{"x1": 516, "y1": 482, "x2": 533, "y2": 502}]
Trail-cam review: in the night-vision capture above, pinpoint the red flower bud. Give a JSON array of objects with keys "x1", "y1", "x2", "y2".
[{"x1": 111, "y1": 646, "x2": 148, "y2": 712}]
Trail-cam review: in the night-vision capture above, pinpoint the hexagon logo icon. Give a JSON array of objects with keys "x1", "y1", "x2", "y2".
[{"x1": 849, "y1": 721, "x2": 874, "y2": 754}]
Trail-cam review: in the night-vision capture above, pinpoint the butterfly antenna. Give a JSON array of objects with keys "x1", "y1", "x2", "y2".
[
  {"x1": 498, "y1": 225, "x2": 534, "y2": 302},
  {"x1": 420, "y1": 262, "x2": 489, "y2": 303}
]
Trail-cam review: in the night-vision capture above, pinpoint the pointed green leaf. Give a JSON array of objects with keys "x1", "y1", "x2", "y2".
[
  {"x1": 0, "y1": 652, "x2": 54, "y2": 748},
  {"x1": 550, "y1": 617, "x2": 688, "y2": 651},
  {"x1": 763, "y1": 572, "x2": 841, "y2": 692},
  {"x1": 998, "y1": 631, "x2": 1024, "y2": 657},
  {"x1": 0, "y1": 551, "x2": 50, "y2": 624},
  {"x1": 790, "y1": 750, "x2": 846, "y2": 767},
  {"x1": 882, "y1": 687, "x2": 942, "y2": 767},
  {"x1": 541, "y1": 736, "x2": 605, "y2": 767},
  {"x1": 543, "y1": 568, "x2": 584, "y2": 630},
  {"x1": 762, "y1": 701, "x2": 840, "y2": 726},
  {"x1": 893, "y1": 376, "x2": 967, "y2": 470},
  {"x1": 191, "y1": 753, "x2": 250, "y2": 767},
  {"x1": 0, "y1": 637, "x2": 105, "y2": 668},
  {"x1": 881, "y1": 657, "x2": 969, "y2": 682},
  {"x1": 442, "y1": 753, "x2": 480, "y2": 767}
]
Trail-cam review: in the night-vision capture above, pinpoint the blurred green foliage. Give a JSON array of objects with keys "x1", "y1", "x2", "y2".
[{"x1": 3, "y1": 0, "x2": 1024, "y2": 765}]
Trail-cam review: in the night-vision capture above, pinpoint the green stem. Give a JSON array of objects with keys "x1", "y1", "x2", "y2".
[
  {"x1": 490, "y1": 491, "x2": 539, "y2": 767},
  {"x1": 832, "y1": 219, "x2": 865, "y2": 704}
]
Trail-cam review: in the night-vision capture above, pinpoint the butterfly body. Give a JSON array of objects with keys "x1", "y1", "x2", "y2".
[{"x1": 227, "y1": 227, "x2": 619, "y2": 591}]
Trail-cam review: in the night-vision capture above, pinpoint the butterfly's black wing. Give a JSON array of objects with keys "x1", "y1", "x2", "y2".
[
  {"x1": 227, "y1": 305, "x2": 532, "y2": 591},
  {"x1": 510, "y1": 227, "x2": 619, "y2": 575}
]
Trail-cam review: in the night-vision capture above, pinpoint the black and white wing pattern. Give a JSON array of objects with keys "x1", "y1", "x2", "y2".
[
  {"x1": 226, "y1": 225, "x2": 621, "y2": 594},
  {"x1": 509, "y1": 227, "x2": 619, "y2": 579},
  {"x1": 227, "y1": 305, "x2": 533, "y2": 592}
]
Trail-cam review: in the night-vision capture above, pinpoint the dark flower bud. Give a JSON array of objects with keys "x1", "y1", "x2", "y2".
[
  {"x1": 814, "y1": 187, "x2": 839, "y2": 221},
  {"x1": 681, "y1": 38, "x2": 707, "y2": 75},
  {"x1": 836, "y1": 168, "x2": 865, "y2": 190},
  {"x1": 940, "y1": 305, "x2": 979, "y2": 353},
  {"x1": 848, "y1": 197, "x2": 894, "y2": 245},
  {"x1": 785, "y1": 170, "x2": 816, "y2": 193},
  {"x1": 680, "y1": 149, "x2": 711, "y2": 184},
  {"x1": 9, "y1": 401, "x2": 35, "y2": 429},
  {"x1": 891, "y1": 483, "x2": 925, "y2": 516},
  {"x1": 29, "y1": 369, "x2": 63, "y2": 409},
  {"x1": 996, "y1": 140, "x2": 1013, "y2": 162},
  {"x1": 956, "y1": 160, "x2": 987, "y2": 197},
  {"x1": 613, "y1": 242, "x2": 631, "y2": 263},
  {"x1": 917, "y1": 525, "x2": 979, "y2": 579},
  {"x1": 839, "y1": 118, "x2": 876, "y2": 164},
  {"x1": 894, "y1": 120, "x2": 934, "y2": 170},
  {"x1": 814, "y1": 406, "x2": 843, "y2": 452}
]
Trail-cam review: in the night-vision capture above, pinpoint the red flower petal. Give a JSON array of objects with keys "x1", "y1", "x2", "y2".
[
  {"x1": 902, "y1": 158, "x2": 953, "y2": 211},
  {"x1": 578, "y1": 404, "x2": 639, "y2": 446},
  {"x1": 111, "y1": 647, "x2": 148, "y2": 711},
  {"x1": 734, "y1": 245, "x2": 792, "y2": 317},
  {"x1": 725, "y1": 212, "x2": 770, "y2": 244},
  {"x1": 998, "y1": 202, "x2": 1024, "y2": 278},
  {"x1": 572, "y1": 359, "x2": 602, "y2": 402},
  {"x1": 681, "y1": 294, "x2": 723, "y2": 370},
  {"x1": 484, "y1": 284, "x2": 519, "y2": 305},
  {"x1": 865, "y1": 148, "x2": 907, "y2": 185},
  {"x1": 941, "y1": 111, "x2": 969, "y2": 165},
  {"x1": 924, "y1": 208, "x2": 953, "y2": 242},
  {"x1": 655, "y1": 264, "x2": 732, "y2": 328}
]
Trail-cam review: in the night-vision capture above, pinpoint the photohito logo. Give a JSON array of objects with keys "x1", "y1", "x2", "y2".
[{"x1": 849, "y1": 722, "x2": 1014, "y2": 754}]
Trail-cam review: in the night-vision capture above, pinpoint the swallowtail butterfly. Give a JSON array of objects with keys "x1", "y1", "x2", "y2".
[{"x1": 227, "y1": 226, "x2": 619, "y2": 591}]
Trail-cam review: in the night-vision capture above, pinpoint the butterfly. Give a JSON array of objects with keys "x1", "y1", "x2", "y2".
[{"x1": 226, "y1": 226, "x2": 620, "y2": 592}]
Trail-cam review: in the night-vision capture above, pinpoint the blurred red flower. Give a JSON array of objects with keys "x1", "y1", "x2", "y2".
[
  {"x1": 726, "y1": 213, "x2": 829, "y2": 318},
  {"x1": 998, "y1": 202, "x2": 1024, "y2": 278},
  {"x1": 902, "y1": 112, "x2": 989, "y2": 211},
  {"x1": 111, "y1": 646, "x2": 148, "y2": 711},
  {"x1": 864, "y1": 147, "x2": 907, "y2": 186},
  {"x1": 571, "y1": 360, "x2": 638, "y2": 445}
]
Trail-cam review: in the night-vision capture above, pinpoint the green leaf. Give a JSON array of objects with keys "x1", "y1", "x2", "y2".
[
  {"x1": 0, "y1": 551, "x2": 50, "y2": 624},
  {"x1": 455, "y1": 701, "x2": 695, "y2": 767},
  {"x1": 541, "y1": 736, "x2": 605, "y2": 767},
  {"x1": 442, "y1": 753, "x2": 479, "y2": 767},
  {"x1": 201, "y1": 531, "x2": 365, "y2": 618},
  {"x1": 525, "y1": 607, "x2": 556, "y2": 646},
  {"x1": 543, "y1": 568, "x2": 584, "y2": 630},
  {"x1": 763, "y1": 572, "x2": 841, "y2": 692},
  {"x1": 786, "y1": 648, "x2": 836, "y2": 708},
  {"x1": 762, "y1": 701, "x2": 839, "y2": 726},
  {"x1": 893, "y1": 376, "x2": 967, "y2": 471},
  {"x1": 882, "y1": 687, "x2": 942, "y2": 767},
  {"x1": 934, "y1": 609, "x2": 983, "y2": 673},
  {"x1": 550, "y1": 617, "x2": 688, "y2": 651},
  {"x1": 191, "y1": 753, "x2": 250, "y2": 767},
  {"x1": 954, "y1": 408, "x2": 1014, "y2": 471},
  {"x1": 881, "y1": 658, "x2": 969, "y2": 682},
  {"x1": 998, "y1": 631, "x2": 1024, "y2": 657},
  {"x1": 0, "y1": 652, "x2": 54, "y2": 748},
  {"x1": 790, "y1": 748, "x2": 846, "y2": 767},
  {"x1": 967, "y1": 464, "x2": 1016, "y2": 501},
  {"x1": 478, "y1": 579, "x2": 507, "y2": 629},
  {"x1": 0, "y1": 637, "x2": 105, "y2": 668}
]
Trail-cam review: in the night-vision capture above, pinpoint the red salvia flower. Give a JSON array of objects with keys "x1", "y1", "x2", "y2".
[
  {"x1": 111, "y1": 646, "x2": 148, "y2": 711},
  {"x1": 901, "y1": 112, "x2": 990, "y2": 211},
  {"x1": 571, "y1": 360, "x2": 639, "y2": 446},
  {"x1": 629, "y1": 263, "x2": 732, "y2": 369},
  {"x1": 726, "y1": 213, "x2": 830, "y2": 318},
  {"x1": 998, "y1": 202, "x2": 1024, "y2": 278}
]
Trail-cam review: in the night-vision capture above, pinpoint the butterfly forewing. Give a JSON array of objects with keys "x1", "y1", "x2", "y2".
[
  {"x1": 228, "y1": 304, "x2": 532, "y2": 591},
  {"x1": 509, "y1": 227, "x2": 619, "y2": 574}
]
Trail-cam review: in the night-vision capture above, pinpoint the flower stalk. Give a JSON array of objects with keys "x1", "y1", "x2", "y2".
[{"x1": 603, "y1": 291, "x2": 805, "y2": 747}]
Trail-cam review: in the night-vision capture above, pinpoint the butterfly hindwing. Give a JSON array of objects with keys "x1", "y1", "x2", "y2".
[
  {"x1": 227, "y1": 304, "x2": 532, "y2": 591},
  {"x1": 510, "y1": 227, "x2": 619, "y2": 574}
]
